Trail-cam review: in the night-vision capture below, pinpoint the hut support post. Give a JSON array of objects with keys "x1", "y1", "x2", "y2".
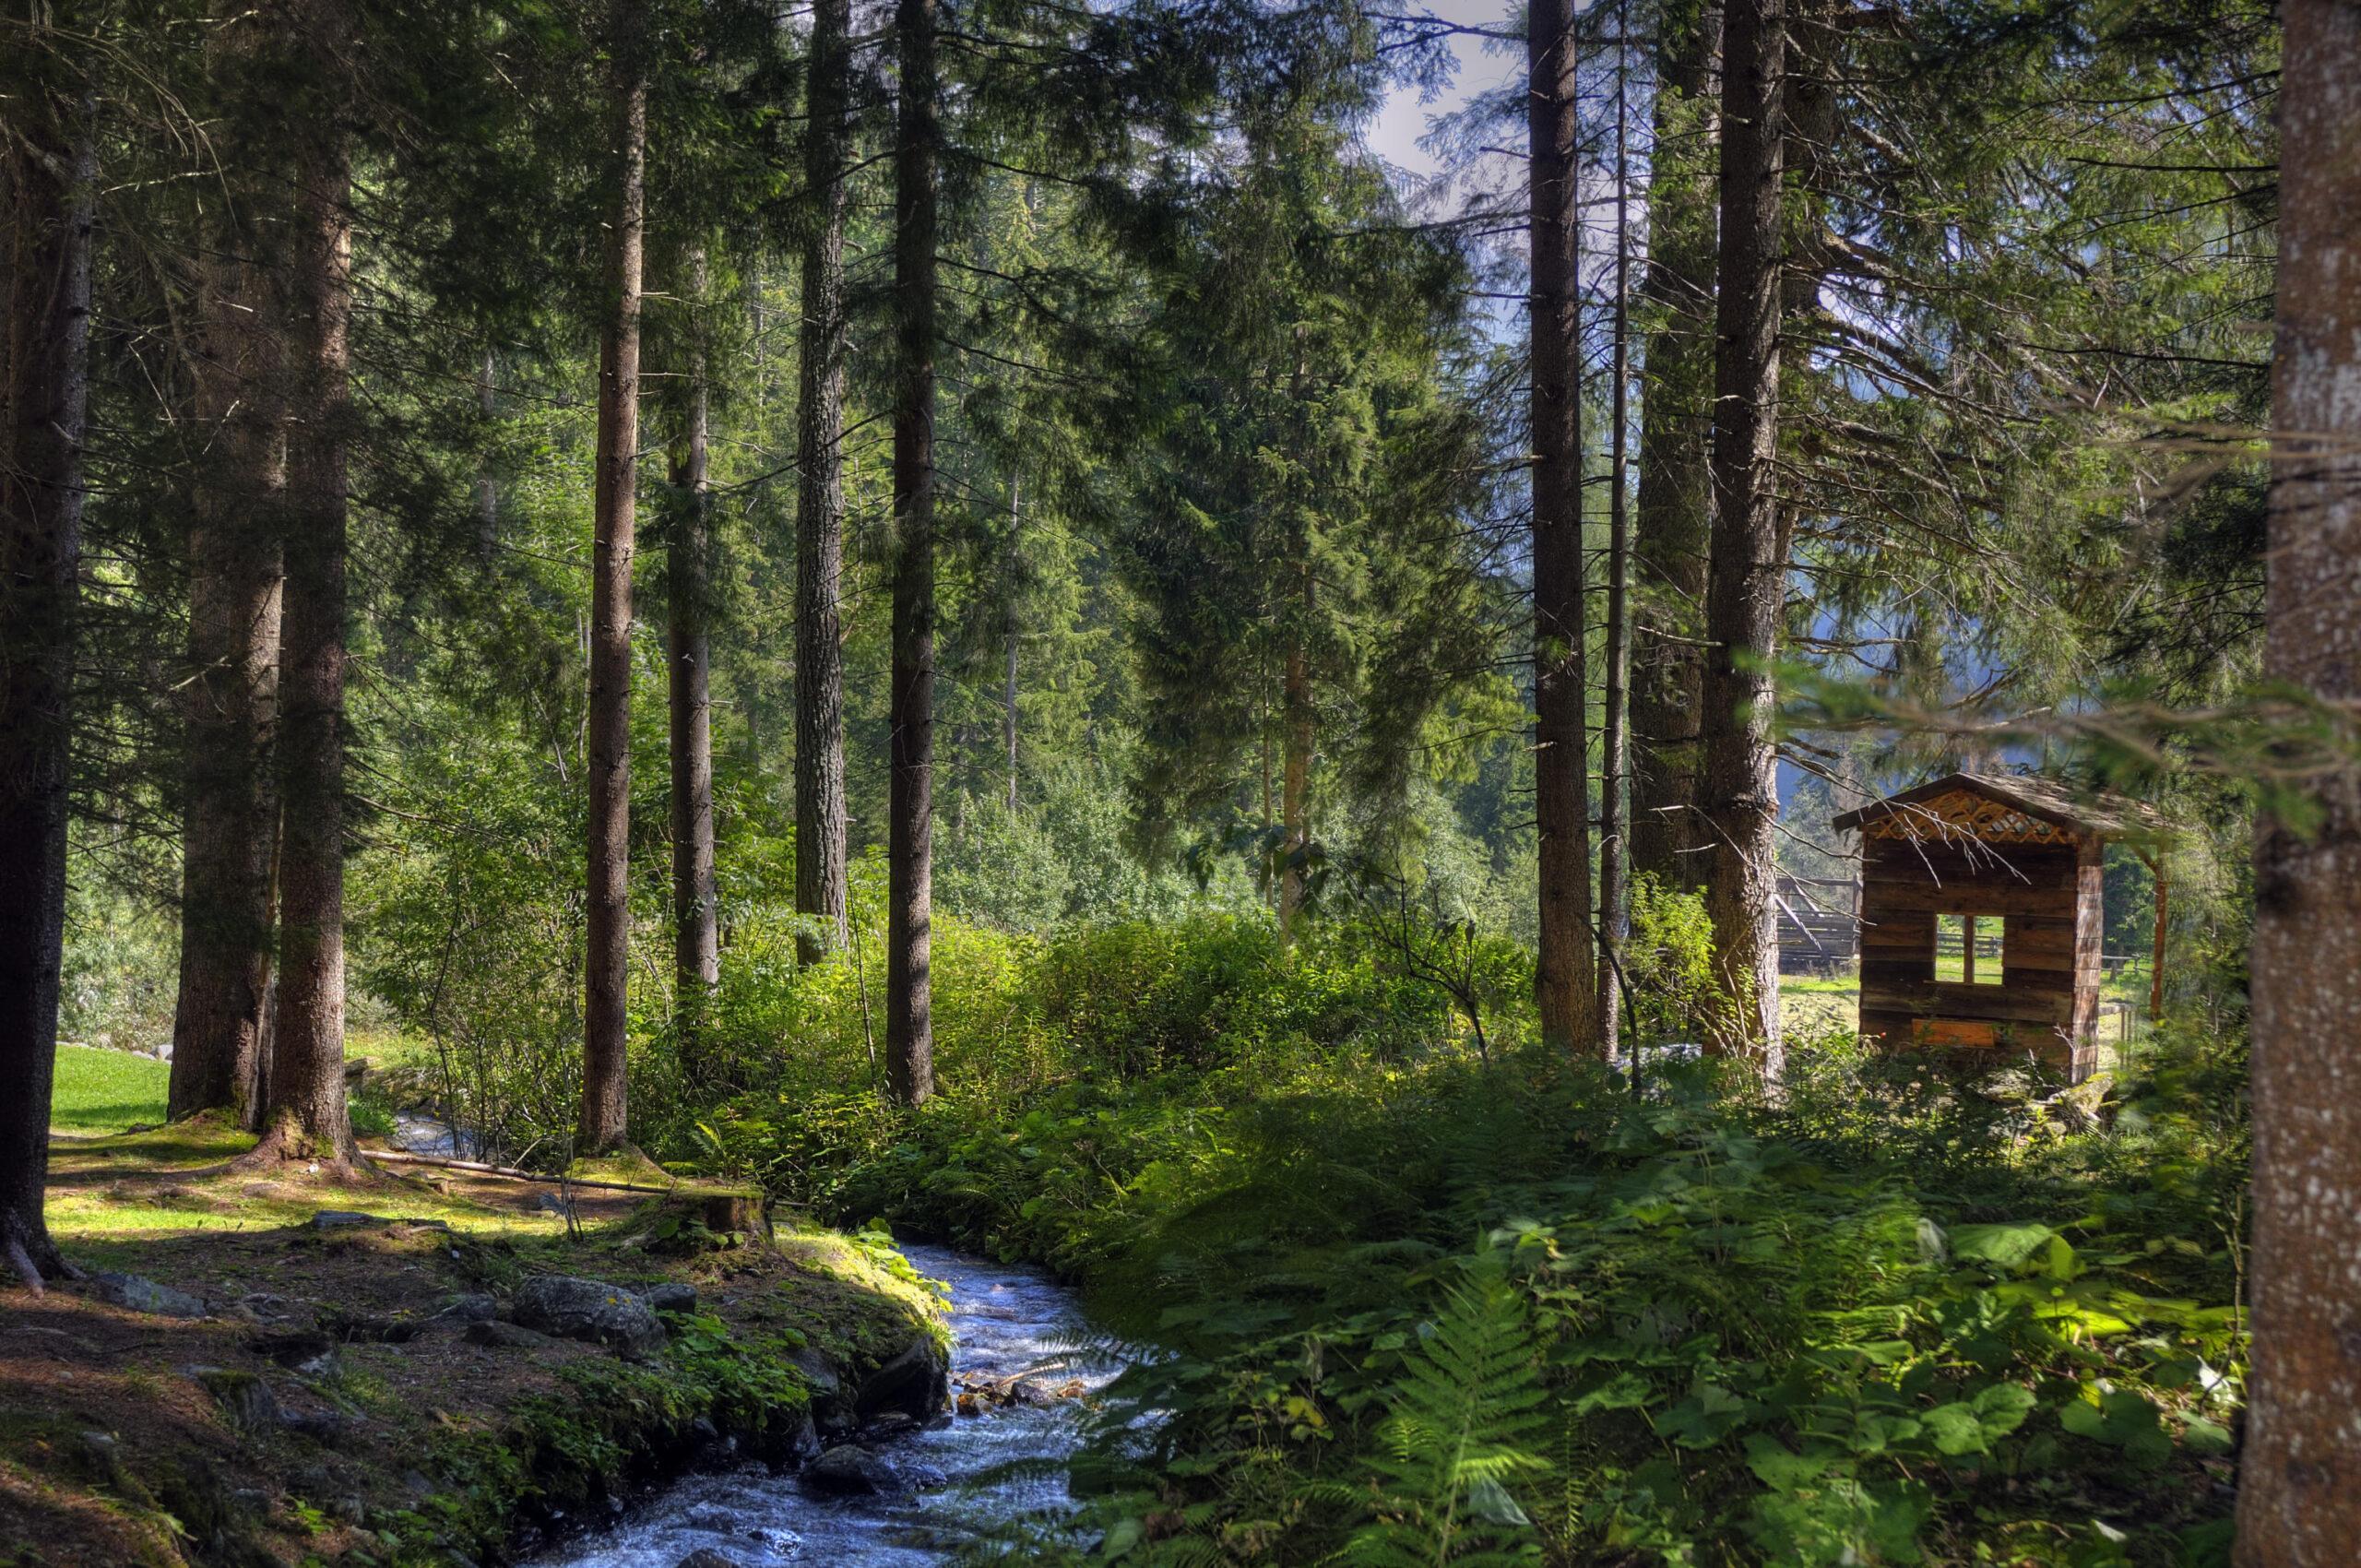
[{"x1": 2145, "y1": 854, "x2": 2167, "y2": 1026}]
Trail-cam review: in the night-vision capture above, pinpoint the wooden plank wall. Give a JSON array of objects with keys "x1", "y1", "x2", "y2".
[{"x1": 1856, "y1": 834, "x2": 2097, "y2": 1075}]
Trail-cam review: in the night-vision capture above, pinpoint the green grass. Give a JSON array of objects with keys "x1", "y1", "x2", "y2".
[
  {"x1": 1779, "y1": 974, "x2": 1858, "y2": 1035},
  {"x1": 50, "y1": 1043, "x2": 169, "y2": 1134}
]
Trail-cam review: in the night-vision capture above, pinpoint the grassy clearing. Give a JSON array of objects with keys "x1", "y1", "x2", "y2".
[{"x1": 50, "y1": 1044, "x2": 169, "y2": 1134}]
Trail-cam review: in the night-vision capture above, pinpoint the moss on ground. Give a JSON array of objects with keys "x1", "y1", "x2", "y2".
[{"x1": 2, "y1": 1119, "x2": 943, "y2": 1567}]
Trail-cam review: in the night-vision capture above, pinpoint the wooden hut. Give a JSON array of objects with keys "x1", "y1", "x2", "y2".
[{"x1": 1831, "y1": 773, "x2": 2162, "y2": 1082}]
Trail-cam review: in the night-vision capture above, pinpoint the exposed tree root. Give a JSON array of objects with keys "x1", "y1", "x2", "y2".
[{"x1": 229, "y1": 1122, "x2": 363, "y2": 1179}]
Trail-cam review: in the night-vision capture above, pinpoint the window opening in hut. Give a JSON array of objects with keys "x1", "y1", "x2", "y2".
[{"x1": 1935, "y1": 914, "x2": 2006, "y2": 985}]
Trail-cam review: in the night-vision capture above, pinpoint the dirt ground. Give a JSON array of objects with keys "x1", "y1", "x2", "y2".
[{"x1": 2, "y1": 1119, "x2": 940, "y2": 1567}]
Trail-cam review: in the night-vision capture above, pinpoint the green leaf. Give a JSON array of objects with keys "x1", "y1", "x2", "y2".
[
  {"x1": 1951, "y1": 1221, "x2": 2078, "y2": 1278},
  {"x1": 1656, "y1": 1382, "x2": 1752, "y2": 1448},
  {"x1": 1574, "y1": 1372, "x2": 1656, "y2": 1414},
  {"x1": 2181, "y1": 1416, "x2": 2233, "y2": 1455},
  {"x1": 1744, "y1": 1433, "x2": 1835, "y2": 1490},
  {"x1": 1924, "y1": 1384, "x2": 2034, "y2": 1455}
]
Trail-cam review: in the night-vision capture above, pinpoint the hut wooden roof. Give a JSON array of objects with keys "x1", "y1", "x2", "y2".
[{"x1": 1831, "y1": 771, "x2": 2167, "y2": 846}]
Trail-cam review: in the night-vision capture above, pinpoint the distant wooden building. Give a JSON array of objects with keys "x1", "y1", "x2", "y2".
[
  {"x1": 1832, "y1": 773, "x2": 2162, "y2": 1082},
  {"x1": 1775, "y1": 874, "x2": 1858, "y2": 975}
]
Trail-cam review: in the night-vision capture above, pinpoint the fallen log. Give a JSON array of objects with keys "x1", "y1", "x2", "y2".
[{"x1": 368, "y1": 1148, "x2": 679, "y2": 1195}]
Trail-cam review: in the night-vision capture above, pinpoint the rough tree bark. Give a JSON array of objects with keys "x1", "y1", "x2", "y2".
[
  {"x1": 256, "y1": 21, "x2": 355, "y2": 1164},
  {"x1": 886, "y1": 0, "x2": 939, "y2": 1106},
  {"x1": 2235, "y1": 3, "x2": 2361, "y2": 1562},
  {"x1": 794, "y1": 0, "x2": 852, "y2": 964},
  {"x1": 1529, "y1": 0, "x2": 1598, "y2": 1052},
  {"x1": 582, "y1": 3, "x2": 647, "y2": 1152},
  {"x1": 1003, "y1": 469, "x2": 1021, "y2": 814},
  {"x1": 1630, "y1": 0, "x2": 1720, "y2": 893},
  {"x1": 669, "y1": 251, "x2": 718, "y2": 1056},
  {"x1": 0, "y1": 65, "x2": 93, "y2": 1287},
  {"x1": 1700, "y1": 0, "x2": 1786, "y2": 1072},
  {"x1": 170, "y1": 68, "x2": 286, "y2": 1125},
  {"x1": 1597, "y1": 4, "x2": 1635, "y2": 1057}
]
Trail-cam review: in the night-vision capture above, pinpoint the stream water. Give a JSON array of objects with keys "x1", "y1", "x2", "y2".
[{"x1": 529, "y1": 1243, "x2": 1123, "y2": 1567}]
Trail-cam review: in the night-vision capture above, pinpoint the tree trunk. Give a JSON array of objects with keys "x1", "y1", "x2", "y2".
[
  {"x1": 1630, "y1": 0, "x2": 1720, "y2": 893},
  {"x1": 0, "y1": 74, "x2": 92, "y2": 1287},
  {"x1": 170, "y1": 173, "x2": 286, "y2": 1126},
  {"x1": 258, "y1": 56, "x2": 354, "y2": 1164},
  {"x1": 2236, "y1": 4, "x2": 2361, "y2": 1562},
  {"x1": 1700, "y1": 0, "x2": 1786, "y2": 1073},
  {"x1": 794, "y1": 0, "x2": 852, "y2": 965},
  {"x1": 1530, "y1": 0, "x2": 1597, "y2": 1053},
  {"x1": 886, "y1": 0, "x2": 939, "y2": 1107},
  {"x1": 1277, "y1": 611, "x2": 1311, "y2": 944},
  {"x1": 1004, "y1": 469, "x2": 1021, "y2": 814},
  {"x1": 582, "y1": 6, "x2": 647, "y2": 1153},
  {"x1": 476, "y1": 347, "x2": 498, "y2": 555},
  {"x1": 1597, "y1": 6, "x2": 1635, "y2": 1057},
  {"x1": 669, "y1": 251, "x2": 718, "y2": 1057}
]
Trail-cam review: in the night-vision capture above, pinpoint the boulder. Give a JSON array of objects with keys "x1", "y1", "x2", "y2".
[
  {"x1": 309, "y1": 1209, "x2": 390, "y2": 1230},
  {"x1": 642, "y1": 1281, "x2": 699, "y2": 1315},
  {"x1": 321, "y1": 1308, "x2": 420, "y2": 1344},
  {"x1": 91, "y1": 1272, "x2": 206, "y2": 1319},
  {"x1": 675, "y1": 1550, "x2": 745, "y2": 1568},
  {"x1": 785, "y1": 1346, "x2": 843, "y2": 1399},
  {"x1": 463, "y1": 1320, "x2": 553, "y2": 1350},
  {"x1": 427, "y1": 1292, "x2": 500, "y2": 1325},
  {"x1": 785, "y1": 1347, "x2": 851, "y2": 1431},
  {"x1": 192, "y1": 1367, "x2": 280, "y2": 1431},
  {"x1": 251, "y1": 1331, "x2": 340, "y2": 1378},
  {"x1": 854, "y1": 1336, "x2": 949, "y2": 1424},
  {"x1": 513, "y1": 1275, "x2": 668, "y2": 1355},
  {"x1": 280, "y1": 1408, "x2": 360, "y2": 1443},
  {"x1": 801, "y1": 1444, "x2": 897, "y2": 1497}
]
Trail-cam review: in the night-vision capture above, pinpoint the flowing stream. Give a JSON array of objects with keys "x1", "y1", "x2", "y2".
[{"x1": 530, "y1": 1243, "x2": 1123, "y2": 1567}]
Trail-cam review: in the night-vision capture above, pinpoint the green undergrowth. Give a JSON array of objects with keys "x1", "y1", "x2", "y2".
[{"x1": 669, "y1": 916, "x2": 2245, "y2": 1567}]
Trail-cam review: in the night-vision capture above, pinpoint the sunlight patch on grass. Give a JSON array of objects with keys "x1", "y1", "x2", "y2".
[
  {"x1": 1779, "y1": 977, "x2": 1858, "y2": 1037},
  {"x1": 50, "y1": 1044, "x2": 169, "y2": 1134}
]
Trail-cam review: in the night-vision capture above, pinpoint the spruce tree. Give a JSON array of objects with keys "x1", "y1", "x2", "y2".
[
  {"x1": 887, "y1": 0, "x2": 943, "y2": 1106},
  {"x1": 1630, "y1": 0, "x2": 1717, "y2": 893},
  {"x1": 795, "y1": 0, "x2": 854, "y2": 963},
  {"x1": 168, "y1": 15, "x2": 288, "y2": 1125},
  {"x1": 1529, "y1": 0, "x2": 1597, "y2": 1051},
  {"x1": 668, "y1": 249, "x2": 718, "y2": 1056},
  {"x1": 582, "y1": 0, "x2": 649, "y2": 1152},
  {"x1": 1700, "y1": 0, "x2": 1786, "y2": 1069},
  {"x1": 2238, "y1": 1, "x2": 2361, "y2": 1558},
  {"x1": 0, "y1": 14, "x2": 94, "y2": 1286},
  {"x1": 255, "y1": 0, "x2": 358, "y2": 1164}
]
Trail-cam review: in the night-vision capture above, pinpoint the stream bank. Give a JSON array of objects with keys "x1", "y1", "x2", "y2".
[
  {"x1": 533, "y1": 1243, "x2": 1124, "y2": 1568},
  {"x1": 3, "y1": 1117, "x2": 949, "y2": 1568}
]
